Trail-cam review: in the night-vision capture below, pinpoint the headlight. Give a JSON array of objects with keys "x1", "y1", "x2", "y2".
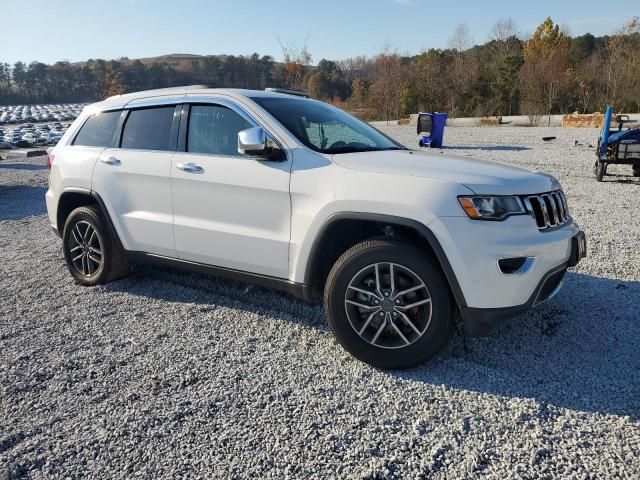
[{"x1": 458, "y1": 195, "x2": 526, "y2": 220}]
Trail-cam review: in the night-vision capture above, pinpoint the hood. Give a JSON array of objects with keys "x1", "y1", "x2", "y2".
[{"x1": 333, "y1": 149, "x2": 559, "y2": 195}]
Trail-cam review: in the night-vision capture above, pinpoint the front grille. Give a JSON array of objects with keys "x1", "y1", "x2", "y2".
[{"x1": 523, "y1": 190, "x2": 570, "y2": 230}]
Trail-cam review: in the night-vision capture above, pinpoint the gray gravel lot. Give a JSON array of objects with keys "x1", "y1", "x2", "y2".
[{"x1": 1, "y1": 127, "x2": 639, "y2": 479}]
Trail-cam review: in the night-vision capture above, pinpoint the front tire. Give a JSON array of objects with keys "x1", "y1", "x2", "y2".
[
  {"x1": 62, "y1": 206, "x2": 129, "y2": 286},
  {"x1": 324, "y1": 239, "x2": 453, "y2": 368}
]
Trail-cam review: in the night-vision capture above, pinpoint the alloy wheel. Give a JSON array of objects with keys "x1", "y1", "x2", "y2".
[
  {"x1": 68, "y1": 220, "x2": 103, "y2": 277},
  {"x1": 344, "y1": 262, "x2": 432, "y2": 349}
]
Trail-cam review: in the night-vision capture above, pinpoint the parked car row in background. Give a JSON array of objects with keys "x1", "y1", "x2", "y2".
[
  {"x1": 0, "y1": 103, "x2": 85, "y2": 125},
  {"x1": 0, "y1": 122, "x2": 70, "y2": 148}
]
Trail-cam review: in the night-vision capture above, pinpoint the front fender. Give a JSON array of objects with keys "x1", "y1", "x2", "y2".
[{"x1": 292, "y1": 210, "x2": 468, "y2": 307}]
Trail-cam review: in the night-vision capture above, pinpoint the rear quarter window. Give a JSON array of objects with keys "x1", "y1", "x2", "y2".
[{"x1": 73, "y1": 110, "x2": 121, "y2": 147}]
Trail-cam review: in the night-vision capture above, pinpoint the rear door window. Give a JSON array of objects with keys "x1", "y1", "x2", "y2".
[
  {"x1": 121, "y1": 106, "x2": 175, "y2": 151},
  {"x1": 73, "y1": 110, "x2": 121, "y2": 147},
  {"x1": 187, "y1": 105, "x2": 252, "y2": 156}
]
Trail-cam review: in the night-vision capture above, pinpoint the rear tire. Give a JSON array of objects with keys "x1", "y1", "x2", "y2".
[
  {"x1": 62, "y1": 206, "x2": 129, "y2": 286},
  {"x1": 324, "y1": 239, "x2": 453, "y2": 368}
]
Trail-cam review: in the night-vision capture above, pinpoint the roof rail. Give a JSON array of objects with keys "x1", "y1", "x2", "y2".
[
  {"x1": 265, "y1": 88, "x2": 310, "y2": 98},
  {"x1": 106, "y1": 84, "x2": 211, "y2": 100}
]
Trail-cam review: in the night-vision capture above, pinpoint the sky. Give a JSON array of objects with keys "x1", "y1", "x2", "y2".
[{"x1": 2, "y1": 0, "x2": 639, "y2": 65}]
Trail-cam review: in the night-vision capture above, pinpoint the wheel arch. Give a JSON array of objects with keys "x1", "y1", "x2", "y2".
[
  {"x1": 56, "y1": 189, "x2": 124, "y2": 250},
  {"x1": 56, "y1": 189, "x2": 97, "y2": 234},
  {"x1": 303, "y1": 213, "x2": 467, "y2": 307}
]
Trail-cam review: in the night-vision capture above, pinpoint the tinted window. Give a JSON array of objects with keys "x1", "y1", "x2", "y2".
[
  {"x1": 73, "y1": 110, "x2": 121, "y2": 147},
  {"x1": 187, "y1": 105, "x2": 252, "y2": 156},
  {"x1": 121, "y1": 106, "x2": 175, "y2": 151}
]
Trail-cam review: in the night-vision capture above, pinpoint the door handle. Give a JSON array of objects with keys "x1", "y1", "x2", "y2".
[
  {"x1": 101, "y1": 156, "x2": 121, "y2": 166},
  {"x1": 177, "y1": 162, "x2": 204, "y2": 173}
]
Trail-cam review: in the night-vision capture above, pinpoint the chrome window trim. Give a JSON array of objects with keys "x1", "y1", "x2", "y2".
[
  {"x1": 123, "y1": 94, "x2": 187, "y2": 109},
  {"x1": 109, "y1": 147, "x2": 176, "y2": 154}
]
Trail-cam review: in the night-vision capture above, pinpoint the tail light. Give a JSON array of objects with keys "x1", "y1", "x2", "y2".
[{"x1": 47, "y1": 153, "x2": 54, "y2": 170}]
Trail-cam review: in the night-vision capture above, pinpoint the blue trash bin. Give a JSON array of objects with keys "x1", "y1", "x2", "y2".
[{"x1": 417, "y1": 112, "x2": 447, "y2": 148}]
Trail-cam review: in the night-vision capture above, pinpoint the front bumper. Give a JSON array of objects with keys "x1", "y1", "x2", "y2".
[
  {"x1": 428, "y1": 215, "x2": 586, "y2": 335},
  {"x1": 432, "y1": 215, "x2": 581, "y2": 307},
  {"x1": 460, "y1": 262, "x2": 568, "y2": 336},
  {"x1": 460, "y1": 229, "x2": 586, "y2": 336}
]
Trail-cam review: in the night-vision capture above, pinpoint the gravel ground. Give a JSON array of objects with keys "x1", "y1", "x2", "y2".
[{"x1": 1, "y1": 127, "x2": 639, "y2": 479}]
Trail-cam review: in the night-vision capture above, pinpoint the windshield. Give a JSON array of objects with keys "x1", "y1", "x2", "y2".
[{"x1": 249, "y1": 96, "x2": 405, "y2": 154}]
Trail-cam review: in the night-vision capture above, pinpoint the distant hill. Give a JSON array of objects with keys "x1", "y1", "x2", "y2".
[
  {"x1": 69, "y1": 53, "x2": 274, "y2": 70},
  {"x1": 127, "y1": 53, "x2": 278, "y2": 71},
  {"x1": 135, "y1": 54, "x2": 224, "y2": 70}
]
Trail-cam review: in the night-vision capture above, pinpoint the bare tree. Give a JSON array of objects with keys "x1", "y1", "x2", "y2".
[
  {"x1": 278, "y1": 37, "x2": 312, "y2": 91},
  {"x1": 370, "y1": 45, "x2": 405, "y2": 122},
  {"x1": 607, "y1": 17, "x2": 640, "y2": 112},
  {"x1": 446, "y1": 24, "x2": 478, "y2": 115},
  {"x1": 489, "y1": 18, "x2": 518, "y2": 43},
  {"x1": 413, "y1": 50, "x2": 447, "y2": 112},
  {"x1": 337, "y1": 56, "x2": 377, "y2": 83},
  {"x1": 448, "y1": 23, "x2": 472, "y2": 53},
  {"x1": 573, "y1": 53, "x2": 608, "y2": 112},
  {"x1": 489, "y1": 18, "x2": 520, "y2": 56}
]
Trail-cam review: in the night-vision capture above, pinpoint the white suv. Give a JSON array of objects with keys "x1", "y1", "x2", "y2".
[{"x1": 45, "y1": 86, "x2": 586, "y2": 368}]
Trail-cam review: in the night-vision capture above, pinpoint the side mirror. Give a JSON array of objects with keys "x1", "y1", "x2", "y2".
[
  {"x1": 238, "y1": 127, "x2": 268, "y2": 155},
  {"x1": 238, "y1": 127, "x2": 285, "y2": 161}
]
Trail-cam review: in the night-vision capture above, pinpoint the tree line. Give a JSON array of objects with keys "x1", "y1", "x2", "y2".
[
  {"x1": 1, "y1": 17, "x2": 639, "y2": 120},
  {"x1": 0, "y1": 53, "x2": 280, "y2": 105}
]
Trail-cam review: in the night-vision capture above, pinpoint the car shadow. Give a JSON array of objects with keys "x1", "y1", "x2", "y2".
[
  {"x1": 101, "y1": 263, "x2": 325, "y2": 329},
  {"x1": 394, "y1": 272, "x2": 640, "y2": 419},
  {"x1": 101, "y1": 268, "x2": 639, "y2": 418},
  {"x1": 0, "y1": 162, "x2": 48, "y2": 171},
  {"x1": 441, "y1": 146, "x2": 531, "y2": 152},
  {"x1": 599, "y1": 173, "x2": 639, "y2": 185},
  {"x1": 0, "y1": 185, "x2": 48, "y2": 221}
]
